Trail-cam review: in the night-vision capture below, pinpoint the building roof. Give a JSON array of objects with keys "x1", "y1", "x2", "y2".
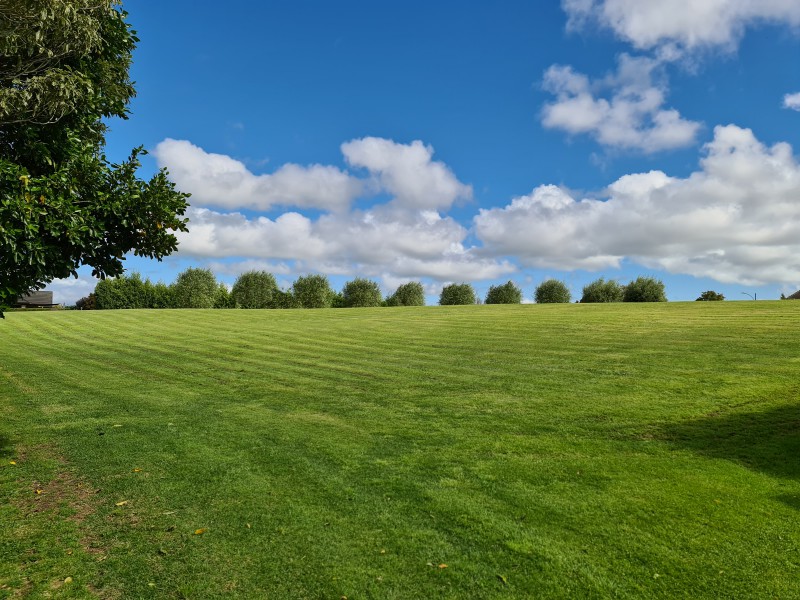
[{"x1": 787, "y1": 290, "x2": 800, "y2": 300}]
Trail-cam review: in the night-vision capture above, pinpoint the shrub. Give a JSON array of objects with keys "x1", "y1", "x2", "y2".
[
  {"x1": 94, "y1": 272, "x2": 152, "y2": 309},
  {"x1": 151, "y1": 282, "x2": 175, "y2": 308},
  {"x1": 272, "y1": 289, "x2": 300, "y2": 309},
  {"x1": 485, "y1": 281, "x2": 522, "y2": 304},
  {"x1": 623, "y1": 276, "x2": 667, "y2": 302},
  {"x1": 214, "y1": 283, "x2": 233, "y2": 308},
  {"x1": 535, "y1": 279, "x2": 571, "y2": 304},
  {"x1": 75, "y1": 293, "x2": 96, "y2": 310},
  {"x1": 292, "y1": 274, "x2": 334, "y2": 308},
  {"x1": 172, "y1": 268, "x2": 219, "y2": 308},
  {"x1": 439, "y1": 283, "x2": 476, "y2": 305},
  {"x1": 386, "y1": 282, "x2": 425, "y2": 306},
  {"x1": 231, "y1": 271, "x2": 279, "y2": 308},
  {"x1": 580, "y1": 278, "x2": 624, "y2": 303},
  {"x1": 342, "y1": 278, "x2": 382, "y2": 308},
  {"x1": 696, "y1": 290, "x2": 724, "y2": 301}
]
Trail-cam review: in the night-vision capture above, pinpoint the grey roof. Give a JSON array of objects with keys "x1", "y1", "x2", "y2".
[
  {"x1": 787, "y1": 290, "x2": 800, "y2": 300},
  {"x1": 17, "y1": 291, "x2": 54, "y2": 305}
]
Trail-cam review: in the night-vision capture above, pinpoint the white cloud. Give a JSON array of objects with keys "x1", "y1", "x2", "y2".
[
  {"x1": 153, "y1": 139, "x2": 363, "y2": 212},
  {"x1": 341, "y1": 137, "x2": 473, "y2": 210},
  {"x1": 784, "y1": 92, "x2": 800, "y2": 111},
  {"x1": 176, "y1": 205, "x2": 511, "y2": 283},
  {"x1": 47, "y1": 276, "x2": 98, "y2": 307},
  {"x1": 563, "y1": 0, "x2": 800, "y2": 54},
  {"x1": 475, "y1": 125, "x2": 800, "y2": 285},
  {"x1": 542, "y1": 54, "x2": 701, "y2": 152}
]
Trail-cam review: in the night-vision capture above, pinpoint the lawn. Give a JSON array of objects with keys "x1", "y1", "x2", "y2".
[{"x1": 1, "y1": 302, "x2": 798, "y2": 598}]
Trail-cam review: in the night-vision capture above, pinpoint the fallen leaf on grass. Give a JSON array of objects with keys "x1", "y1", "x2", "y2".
[
  {"x1": 64, "y1": 577, "x2": 73, "y2": 584},
  {"x1": 194, "y1": 528, "x2": 207, "y2": 535},
  {"x1": 438, "y1": 564, "x2": 448, "y2": 569},
  {"x1": 9, "y1": 461, "x2": 16, "y2": 465},
  {"x1": 115, "y1": 500, "x2": 128, "y2": 507},
  {"x1": 497, "y1": 574, "x2": 508, "y2": 585},
  {"x1": 35, "y1": 489, "x2": 43, "y2": 495},
  {"x1": 132, "y1": 468, "x2": 142, "y2": 473}
]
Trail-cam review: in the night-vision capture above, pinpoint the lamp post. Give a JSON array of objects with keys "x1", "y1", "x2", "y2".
[{"x1": 741, "y1": 292, "x2": 757, "y2": 301}]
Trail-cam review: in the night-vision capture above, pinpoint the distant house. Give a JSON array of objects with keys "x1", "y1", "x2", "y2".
[
  {"x1": 787, "y1": 290, "x2": 800, "y2": 300},
  {"x1": 13, "y1": 291, "x2": 56, "y2": 308}
]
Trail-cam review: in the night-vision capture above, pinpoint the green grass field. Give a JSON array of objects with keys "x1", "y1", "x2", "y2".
[{"x1": 1, "y1": 303, "x2": 798, "y2": 599}]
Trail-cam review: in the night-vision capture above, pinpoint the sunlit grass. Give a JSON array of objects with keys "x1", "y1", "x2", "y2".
[{"x1": 1, "y1": 302, "x2": 799, "y2": 598}]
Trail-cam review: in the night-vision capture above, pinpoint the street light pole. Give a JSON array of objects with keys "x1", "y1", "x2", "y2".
[{"x1": 741, "y1": 292, "x2": 757, "y2": 301}]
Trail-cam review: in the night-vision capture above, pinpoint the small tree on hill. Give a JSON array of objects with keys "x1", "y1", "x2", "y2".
[
  {"x1": 696, "y1": 290, "x2": 724, "y2": 301},
  {"x1": 386, "y1": 282, "x2": 425, "y2": 306},
  {"x1": 623, "y1": 276, "x2": 667, "y2": 302},
  {"x1": 292, "y1": 274, "x2": 334, "y2": 308},
  {"x1": 535, "y1": 279, "x2": 571, "y2": 304},
  {"x1": 231, "y1": 271, "x2": 278, "y2": 308},
  {"x1": 485, "y1": 281, "x2": 522, "y2": 304},
  {"x1": 439, "y1": 283, "x2": 476, "y2": 305},
  {"x1": 172, "y1": 268, "x2": 218, "y2": 308},
  {"x1": 342, "y1": 278, "x2": 382, "y2": 308},
  {"x1": 75, "y1": 293, "x2": 96, "y2": 310},
  {"x1": 580, "y1": 278, "x2": 624, "y2": 303}
]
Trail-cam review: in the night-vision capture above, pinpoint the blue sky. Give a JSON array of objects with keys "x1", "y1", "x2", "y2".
[{"x1": 55, "y1": 1, "x2": 800, "y2": 304}]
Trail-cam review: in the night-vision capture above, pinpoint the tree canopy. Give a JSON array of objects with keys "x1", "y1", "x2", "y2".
[
  {"x1": 342, "y1": 278, "x2": 382, "y2": 308},
  {"x1": 535, "y1": 279, "x2": 571, "y2": 304},
  {"x1": 580, "y1": 278, "x2": 624, "y2": 303},
  {"x1": 623, "y1": 277, "x2": 667, "y2": 302},
  {"x1": 386, "y1": 281, "x2": 425, "y2": 306},
  {"x1": 485, "y1": 281, "x2": 522, "y2": 304},
  {"x1": 439, "y1": 283, "x2": 476, "y2": 306},
  {"x1": 0, "y1": 0, "x2": 189, "y2": 316}
]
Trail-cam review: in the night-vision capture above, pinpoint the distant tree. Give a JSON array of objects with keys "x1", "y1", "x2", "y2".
[
  {"x1": 342, "y1": 278, "x2": 382, "y2": 308},
  {"x1": 330, "y1": 291, "x2": 346, "y2": 308},
  {"x1": 94, "y1": 272, "x2": 152, "y2": 309},
  {"x1": 439, "y1": 283, "x2": 476, "y2": 305},
  {"x1": 696, "y1": 290, "x2": 725, "y2": 301},
  {"x1": 151, "y1": 282, "x2": 174, "y2": 308},
  {"x1": 535, "y1": 279, "x2": 571, "y2": 304},
  {"x1": 75, "y1": 293, "x2": 96, "y2": 310},
  {"x1": 213, "y1": 283, "x2": 232, "y2": 309},
  {"x1": 623, "y1": 276, "x2": 667, "y2": 302},
  {"x1": 172, "y1": 268, "x2": 218, "y2": 308},
  {"x1": 230, "y1": 271, "x2": 278, "y2": 308},
  {"x1": 386, "y1": 282, "x2": 425, "y2": 306},
  {"x1": 292, "y1": 274, "x2": 334, "y2": 308},
  {"x1": 485, "y1": 281, "x2": 522, "y2": 304},
  {"x1": 272, "y1": 289, "x2": 300, "y2": 309},
  {"x1": 580, "y1": 278, "x2": 624, "y2": 303}
]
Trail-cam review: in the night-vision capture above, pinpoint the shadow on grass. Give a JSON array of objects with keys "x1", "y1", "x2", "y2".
[
  {"x1": 0, "y1": 432, "x2": 13, "y2": 459},
  {"x1": 662, "y1": 402, "x2": 800, "y2": 485}
]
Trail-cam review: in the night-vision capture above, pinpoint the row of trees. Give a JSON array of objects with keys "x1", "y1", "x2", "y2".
[{"x1": 81, "y1": 269, "x2": 677, "y2": 310}]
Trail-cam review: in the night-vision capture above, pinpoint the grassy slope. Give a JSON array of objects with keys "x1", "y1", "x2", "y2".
[{"x1": 0, "y1": 303, "x2": 798, "y2": 599}]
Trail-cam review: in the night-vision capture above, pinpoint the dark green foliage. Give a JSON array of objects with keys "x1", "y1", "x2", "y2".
[
  {"x1": 151, "y1": 282, "x2": 174, "y2": 309},
  {"x1": 292, "y1": 274, "x2": 334, "y2": 309},
  {"x1": 230, "y1": 271, "x2": 278, "y2": 309},
  {"x1": 696, "y1": 290, "x2": 725, "y2": 301},
  {"x1": 0, "y1": 1, "x2": 189, "y2": 316},
  {"x1": 485, "y1": 281, "x2": 522, "y2": 305},
  {"x1": 94, "y1": 272, "x2": 151, "y2": 309},
  {"x1": 272, "y1": 289, "x2": 300, "y2": 309},
  {"x1": 171, "y1": 268, "x2": 218, "y2": 309},
  {"x1": 331, "y1": 291, "x2": 346, "y2": 309},
  {"x1": 342, "y1": 278, "x2": 382, "y2": 308},
  {"x1": 580, "y1": 278, "x2": 624, "y2": 303},
  {"x1": 439, "y1": 283, "x2": 476, "y2": 305},
  {"x1": 386, "y1": 282, "x2": 425, "y2": 307},
  {"x1": 214, "y1": 283, "x2": 232, "y2": 309},
  {"x1": 75, "y1": 293, "x2": 96, "y2": 310},
  {"x1": 623, "y1": 276, "x2": 667, "y2": 302},
  {"x1": 535, "y1": 279, "x2": 571, "y2": 304}
]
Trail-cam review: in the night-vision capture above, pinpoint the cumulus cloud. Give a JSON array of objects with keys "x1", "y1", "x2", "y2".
[
  {"x1": 153, "y1": 139, "x2": 363, "y2": 212},
  {"x1": 784, "y1": 92, "x2": 800, "y2": 111},
  {"x1": 341, "y1": 137, "x2": 473, "y2": 210},
  {"x1": 541, "y1": 54, "x2": 701, "y2": 152},
  {"x1": 176, "y1": 205, "x2": 511, "y2": 283},
  {"x1": 562, "y1": 0, "x2": 800, "y2": 55},
  {"x1": 475, "y1": 125, "x2": 800, "y2": 285},
  {"x1": 47, "y1": 276, "x2": 98, "y2": 307}
]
